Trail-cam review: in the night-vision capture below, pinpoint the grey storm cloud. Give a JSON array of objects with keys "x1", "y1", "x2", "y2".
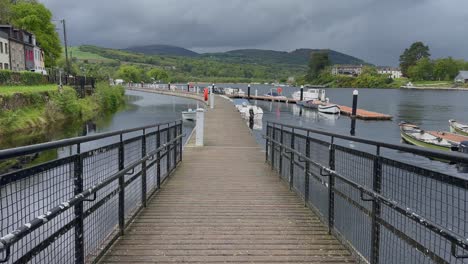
[{"x1": 40, "y1": 0, "x2": 468, "y2": 65}]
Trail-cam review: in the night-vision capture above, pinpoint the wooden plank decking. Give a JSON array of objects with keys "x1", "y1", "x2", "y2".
[{"x1": 100, "y1": 95, "x2": 355, "y2": 263}]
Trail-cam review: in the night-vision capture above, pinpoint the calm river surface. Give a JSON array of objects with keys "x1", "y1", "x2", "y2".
[
  {"x1": 221, "y1": 84, "x2": 468, "y2": 177},
  {"x1": 2, "y1": 86, "x2": 468, "y2": 177}
]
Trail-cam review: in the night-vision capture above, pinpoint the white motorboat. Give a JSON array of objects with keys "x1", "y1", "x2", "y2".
[
  {"x1": 318, "y1": 104, "x2": 340, "y2": 115},
  {"x1": 225, "y1": 88, "x2": 246, "y2": 96},
  {"x1": 182, "y1": 109, "x2": 197, "y2": 121},
  {"x1": 292, "y1": 89, "x2": 326, "y2": 101},
  {"x1": 264, "y1": 91, "x2": 287, "y2": 100},
  {"x1": 236, "y1": 102, "x2": 263, "y2": 120}
]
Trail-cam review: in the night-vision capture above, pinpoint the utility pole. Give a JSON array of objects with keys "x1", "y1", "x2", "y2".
[{"x1": 61, "y1": 19, "x2": 70, "y2": 75}]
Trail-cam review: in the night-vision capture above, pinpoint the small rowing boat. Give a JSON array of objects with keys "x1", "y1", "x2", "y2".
[
  {"x1": 318, "y1": 104, "x2": 340, "y2": 115},
  {"x1": 449, "y1": 120, "x2": 468, "y2": 136},
  {"x1": 399, "y1": 122, "x2": 455, "y2": 151}
]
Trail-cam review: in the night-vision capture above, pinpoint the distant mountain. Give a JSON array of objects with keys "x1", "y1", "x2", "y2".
[
  {"x1": 124, "y1": 44, "x2": 199, "y2": 57},
  {"x1": 203, "y1": 48, "x2": 368, "y2": 66},
  {"x1": 124, "y1": 44, "x2": 368, "y2": 66}
]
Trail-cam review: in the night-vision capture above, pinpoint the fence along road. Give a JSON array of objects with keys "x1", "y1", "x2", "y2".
[{"x1": 101, "y1": 95, "x2": 355, "y2": 263}]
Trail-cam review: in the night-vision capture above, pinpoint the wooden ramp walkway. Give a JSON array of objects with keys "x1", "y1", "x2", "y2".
[{"x1": 101, "y1": 96, "x2": 354, "y2": 263}]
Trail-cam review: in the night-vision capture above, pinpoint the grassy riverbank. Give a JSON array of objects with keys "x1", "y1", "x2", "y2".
[{"x1": 0, "y1": 83, "x2": 125, "y2": 135}]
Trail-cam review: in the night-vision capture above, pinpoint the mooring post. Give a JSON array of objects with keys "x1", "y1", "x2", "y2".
[
  {"x1": 196, "y1": 109, "x2": 205, "y2": 146},
  {"x1": 187, "y1": 83, "x2": 190, "y2": 92},
  {"x1": 210, "y1": 84, "x2": 215, "y2": 109},
  {"x1": 300, "y1": 85, "x2": 304, "y2": 101},
  {"x1": 168, "y1": 82, "x2": 171, "y2": 90},
  {"x1": 248, "y1": 84, "x2": 251, "y2": 99},
  {"x1": 350, "y1": 90, "x2": 358, "y2": 135}
]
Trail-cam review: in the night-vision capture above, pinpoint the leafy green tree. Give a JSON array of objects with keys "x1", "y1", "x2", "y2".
[
  {"x1": 407, "y1": 58, "x2": 434, "y2": 81},
  {"x1": 0, "y1": 0, "x2": 12, "y2": 24},
  {"x1": 399, "y1": 42, "x2": 431, "y2": 77},
  {"x1": 147, "y1": 68, "x2": 169, "y2": 82},
  {"x1": 433, "y1": 57, "x2": 459, "y2": 81},
  {"x1": 10, "y1": 1, "x2": 62, "y2": 67},
  {"x1": 306, "y1": 52, "x2": 330, "y2": 82},
  {"x1": 117, "y1": 65, "x2": 143, "y2": 82}
]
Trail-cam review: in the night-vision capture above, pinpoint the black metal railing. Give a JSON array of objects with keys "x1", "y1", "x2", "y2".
[
  {"x1": 265, "y1": 121, "x2": 468, "y2": 264},
  {"x1": 0, "y1": 121, "x2": 183, "y2": 264}
]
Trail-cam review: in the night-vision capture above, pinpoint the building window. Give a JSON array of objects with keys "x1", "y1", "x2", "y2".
[
  {"x1": 5, "y1": 43, "x2": 7, "y2": 54},
  {"x1": 0, "y1": 42, "x2": 3, "y2": 53},
  {"x1": 4, "y1": 63, "x2": 8, "y2": 70},
  {"x1": 0, "y1": 64, "x2": 2, "y2": 70}
]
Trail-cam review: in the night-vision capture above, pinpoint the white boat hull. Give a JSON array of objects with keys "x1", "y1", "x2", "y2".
[
  {"x1": 318, "y1": 105, "x2": 340, "y2": 115},
  {"x1": 182, "y1": 111, "x2": 197, "y2": 120}
]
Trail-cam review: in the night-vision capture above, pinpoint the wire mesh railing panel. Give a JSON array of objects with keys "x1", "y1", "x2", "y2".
[
  {"x1": 380, "y1": 158, "x2": 468, "y2": 263},
  {"x1": 335, "y1": 146, "x2": 375, "y2": 191},
  {"x1": 265, "y1": 122, "x2": 468, "y2": 264},
  {"x1": 0, "y1": 159, "x2": 75, "y2": 264},
  {"x1": 334, "y1": 181, "x2": 373, "y2": 260},
  {"x1": 0, "y1": 121, "x2": 183, "y2": 264},
  {"x1": 81, "y1": 146, "x2": 120, "y2": 260},
  {"x1": 123, "y1": 139, "x2": 143, "y2": 223},
  {"x1": 27, "y1": 226, "x2": 75, "y2": 264}
]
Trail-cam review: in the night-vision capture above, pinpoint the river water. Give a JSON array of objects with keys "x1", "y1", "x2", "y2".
[
  {"x1": 212, "y1": 84, "x2": 468, "y2": 177},
  {"x1": 2, "y1": 86, "x2": 467, "y2": 176}
]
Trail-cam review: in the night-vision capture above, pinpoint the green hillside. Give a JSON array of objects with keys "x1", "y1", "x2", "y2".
[
  {"x1": 68, "y1": 45, "x2": 369, "y2": 83},
  {"x1": 203, "y1": 48, "x2": 368, "y2": 66},
  {"x1": 124, "y1": 44, "x2": 199, "y2": 57}
]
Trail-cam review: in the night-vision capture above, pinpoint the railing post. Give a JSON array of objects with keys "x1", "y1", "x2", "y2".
[
  {"x1": 304, "y1": 132, "x2": 310, "y2": 207},
  {"x1": 265, "y1": 123, "x2": 270, "y2": 163},
  {"x1": 156, "y1": 125, "x2": 161, "y2": 189},
  {"x1": 370, "y1": 146, "x2": 382, "y2": 264},
  {"x1": 271, "y1": 124, "x2": 276, "y2": 170},
  {"x1": 328, "y1": 136, "x2": 336, "y2": 234},
  {"x1": 179, "y1": 123, "x2": 183, "y2": 162},
  {"x1": 279, "y1": 125, "x2": 283, "y2": 178},
  {"x1": 118, "y1": 134, "x2": 125, "y2": 235},
  {"x1": 172, "y1": 123, "x2": 177, "y2": 172},
  {"x1": 166, "y1": 124, "x2": 171, "y2": 175},
  {"x1": 289, "y1": 128, "x2": 295, "y2": 190},
  {"x1": 141, "y1": 130, "x2": 147, "y2": 208},
  {"x1": 74, "y1": 143, "x2": 85, "y2": 264}
]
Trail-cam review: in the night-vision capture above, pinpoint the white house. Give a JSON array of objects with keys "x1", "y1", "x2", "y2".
[
  {"x1": 33, "y1": 45, "x2": 46, "y2": 74},
  {"x1": 0, "y1": 31, "x2": 10, "y2": 70},
  {"x1": 377, "y1": 67, "x2": 402, "y2": 79},
  {"x1": 454, "y1": 71, "x2": 468, "y2": 83},
  {"x1": 331, "y1": 65, "x2": 363, "y2": 76}
]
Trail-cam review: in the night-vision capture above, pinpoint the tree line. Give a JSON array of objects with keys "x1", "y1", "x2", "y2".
[{"x1": 399, "y1": 42, "x2": 468, "y2": 81}]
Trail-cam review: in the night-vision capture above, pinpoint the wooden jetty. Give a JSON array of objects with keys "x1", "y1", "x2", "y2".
[
  {"x1": 230, "y1": 94, "x2": 392, "y2": 120},
  {"x1": 101, "y1": 95, "x2": 355, "y2": 263}
]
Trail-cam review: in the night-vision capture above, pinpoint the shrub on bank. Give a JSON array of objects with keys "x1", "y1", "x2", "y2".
[
  {"x1": 93, "y1": 83, "x2": 125, "y2": 112},
  {"x1": 0, "y1": 70, "x2": 47, "y2": 86}
]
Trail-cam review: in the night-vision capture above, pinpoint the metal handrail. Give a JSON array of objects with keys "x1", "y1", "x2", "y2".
[
  {"x1": 264, "y1": 132, "x2": 468, "y2": 256},
  {"x1": 0, "y1": 120, "x2": 182, "y2": 160},
  {"x1": 0, "y1": 134, "x2": 183, "y2": 262},
  {"x1": 266, "y1": 121, "x2": 468, "y2": 163}
]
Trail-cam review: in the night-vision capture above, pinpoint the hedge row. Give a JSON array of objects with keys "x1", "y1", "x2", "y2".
[{"x1": 0, "y1": 70, "x2": 48, "y2": 86}]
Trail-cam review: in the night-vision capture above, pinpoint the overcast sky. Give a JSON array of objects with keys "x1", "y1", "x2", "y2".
[{"x1": 40, "y1": 0, "x2": 468, "y2": 66}]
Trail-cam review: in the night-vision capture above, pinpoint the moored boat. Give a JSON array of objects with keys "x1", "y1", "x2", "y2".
[
  {"x1": 182, "y1": 109, "x2": 197, "y2": 121},
  {"x1": 292, "y1": 89, "x2": 326, "y2": 101},
  {"x1": 449, "y1": 120, "x2": 468, "y2": 136},
  {"x1": 236, "y1": 102, "x2": 263, "y2": 120},
  {"x1": 399, "y1": 123, "x2": 454, "y2": 151},
  {"x1": 264, "y1": 91, "x2": 287, "y2": 100},
  {"x1": 318, "y1": 104, "x2": 340, "y2": 115},
  {"x1": 297, "y1": 99, "x2": 325, "y2": 109}
]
